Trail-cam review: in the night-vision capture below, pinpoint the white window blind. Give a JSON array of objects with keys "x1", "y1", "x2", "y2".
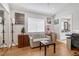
[{"x1": 28, "y1": 17, "x2": 45, "y2": 32}]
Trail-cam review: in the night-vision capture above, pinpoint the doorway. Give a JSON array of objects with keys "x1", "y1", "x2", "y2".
[{"x1": 59, "y1": 16, "x2": 72, "y2": 44}]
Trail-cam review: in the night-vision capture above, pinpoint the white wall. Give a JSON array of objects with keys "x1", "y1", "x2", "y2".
[
  {"x1": 10, "y1": 9, "x2": 54, "y2": 47},
  {"x1": 0, "y1": 5, "x2": 5, "y2": 46},
  {"x1": 0, "y1": 4, "x2": 55, "y2": 47},
  {"x1": 55, "y1": 4, "x2": 79, "y2": 40},
  {"x1": 10, "y1": 9, "x2": 27, "y2": 45},
  {"x1": 10, "y1": 10, "x2": 49, "y2": 46},
  {"x1": 1, "y1": 3, "x2": 10, "y2": 13},
  {"x1": 0, "y1": 4, "x2": 26, "y2": 47},
  {"x1": 0, "y1": 4, "x2": 10, "y2": 47}
]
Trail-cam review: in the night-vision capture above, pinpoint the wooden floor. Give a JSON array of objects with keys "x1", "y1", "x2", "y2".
[{"x1": 0, "y1": 41, "x2": 78, "y2": 56}]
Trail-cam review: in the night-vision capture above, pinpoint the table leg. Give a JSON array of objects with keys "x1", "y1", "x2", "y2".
[
  {"x1": 54, "y1": 43, "x2": 56, "y2": 53},
  {"x1": 40, "y1": 42, "x2": 41, "y2": 50},
  {"x1": 44, "y1": 46, "x2": 47, "y2": 56}
]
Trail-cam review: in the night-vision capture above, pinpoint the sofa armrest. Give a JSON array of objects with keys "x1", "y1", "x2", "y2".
[{"x1": 29, "y1": 36, "x2": 34, "y2": 48}]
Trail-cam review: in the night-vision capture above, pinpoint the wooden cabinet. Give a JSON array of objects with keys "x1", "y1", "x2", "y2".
[{"x1": 18, "y1": 35, "x2": 30, "y2": 48}]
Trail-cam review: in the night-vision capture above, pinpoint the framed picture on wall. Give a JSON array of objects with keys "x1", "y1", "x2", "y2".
[
  {"x1": 15, "y1": 13, "x2": 25, "y2": 24},
  {"x1": 47, "y1": 17, "x2": 51, "y2": 24},
  {"x1": 54, "y1": 19, "x2": 59, "y2": 25}
]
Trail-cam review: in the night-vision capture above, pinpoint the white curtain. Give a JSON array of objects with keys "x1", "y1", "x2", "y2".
[{"x1": 28, "y1": 17, "x2": 45, "y2": 32}]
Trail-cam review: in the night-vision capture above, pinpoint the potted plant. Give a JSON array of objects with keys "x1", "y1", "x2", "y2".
[{"x1": 21, "y1": 27, "x2": 25, "y2": 34}]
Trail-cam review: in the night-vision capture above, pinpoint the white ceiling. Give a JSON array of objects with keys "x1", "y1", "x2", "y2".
[{"x1": 9, "y1": 3, "x2": 70, "y2": 16}]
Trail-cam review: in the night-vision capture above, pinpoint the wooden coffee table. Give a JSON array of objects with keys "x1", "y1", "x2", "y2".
[{"x1": 40, "y1": 40, "x2": 56, "y2": 56}]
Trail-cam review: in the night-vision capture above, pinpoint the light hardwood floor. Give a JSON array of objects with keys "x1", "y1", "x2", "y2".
[{"x1": 0, "y1": 41, "x2": 78, "y2": 56}]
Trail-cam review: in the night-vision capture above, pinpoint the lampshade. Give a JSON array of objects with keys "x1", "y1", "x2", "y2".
[{"x1": 11, "y1": 18, "x2": 15, "y2": 24}]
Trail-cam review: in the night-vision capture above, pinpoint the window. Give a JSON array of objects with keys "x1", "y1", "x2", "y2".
[
  {"x1": 28, "y1": 17, "x2": 45, "y2": 32},
  {"x1": 15, "y1": 13, "x2": 25, "y2": 24}
]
